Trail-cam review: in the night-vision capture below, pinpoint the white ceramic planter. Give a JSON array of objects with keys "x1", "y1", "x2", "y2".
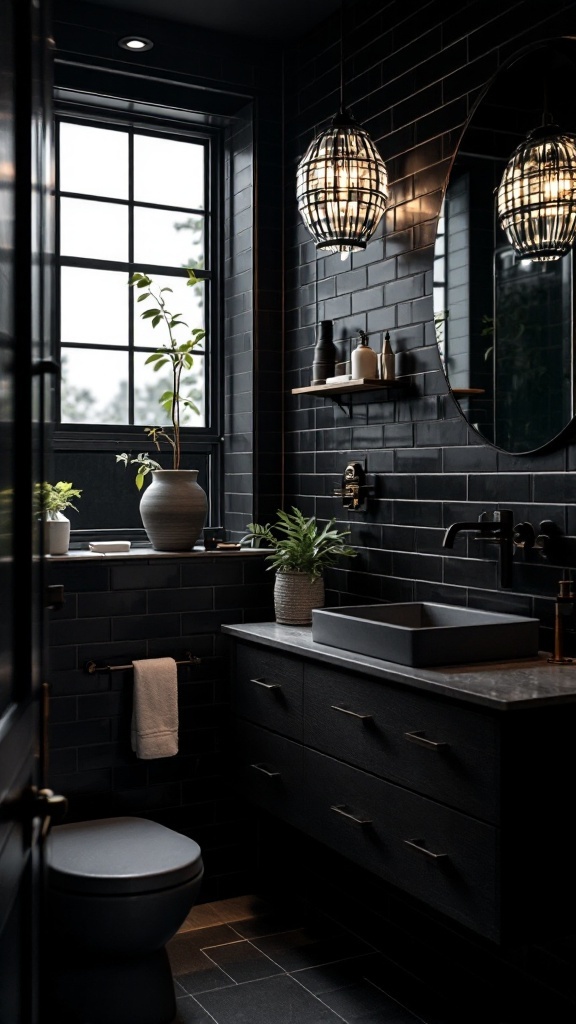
[{"x1": 44, "y1": 514, "x2": 70, "y2": 555}]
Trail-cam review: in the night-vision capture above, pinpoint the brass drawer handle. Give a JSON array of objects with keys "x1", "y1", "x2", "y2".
[
  {"x1": 404, "y1": 730, "x2": 448, "y2": 750},
  {"x1": 330, "y1": 704, "x2": 373, "y2": 722},
  {"x1": 330, "y1": 803, "x2": 372, "y2": 826},
  {"x1": 250, "y1": 676, "x2": 281, "y2": 691},
  {"x1": 250, "y1": 762, "x2": 281, "y2": 778},
  {"x1": 404, "y1": 838, "x2": 448, "y2": 861}
]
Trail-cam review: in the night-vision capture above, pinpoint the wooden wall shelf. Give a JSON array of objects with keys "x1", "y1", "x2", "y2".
[{"x1": 292, "y1": 378, "x2": 404, "y2": 397}]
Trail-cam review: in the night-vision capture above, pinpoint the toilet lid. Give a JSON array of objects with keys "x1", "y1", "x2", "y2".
[{"x1": 47, "y1": 816, "x2": 203, "y2": 896}]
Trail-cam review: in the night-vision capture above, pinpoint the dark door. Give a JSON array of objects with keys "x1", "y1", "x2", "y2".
[{"x1": 0, "y1": 2, "x2": 57, "y2": 1022}]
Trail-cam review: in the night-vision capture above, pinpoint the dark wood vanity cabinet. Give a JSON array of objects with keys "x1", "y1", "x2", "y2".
[{"x1": 229, "y1": 635, "x2": 576, "y2": 945}]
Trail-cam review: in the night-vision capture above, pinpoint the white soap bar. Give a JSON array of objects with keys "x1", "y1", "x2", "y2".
[
  {"x1": 325, "y1": 374, "x2": 353, "y2": 383},
  {"x1": 89, "y1": 541, "x2": 131, "y2": 553}
]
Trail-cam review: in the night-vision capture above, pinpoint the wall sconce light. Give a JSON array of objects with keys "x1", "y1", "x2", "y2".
[
  {"x1": 496, "y1": 117, "x2": 576, "y2": 261},
  {"x1": 295, "y1": 3, "x2": 388, "y2": 260}
]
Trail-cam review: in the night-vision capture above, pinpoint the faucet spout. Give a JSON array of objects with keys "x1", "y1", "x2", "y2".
[
  {"x1": 442, "y1": 521, "x2": 489, "y2": 548},
  {"x1": 442, "y1": 509, "x2": 514, "y2": 587}
]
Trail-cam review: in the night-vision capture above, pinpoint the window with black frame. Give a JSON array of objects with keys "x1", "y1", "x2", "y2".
[{"x1": 54, "y1": 115, "x2": 222, "y2": 536}]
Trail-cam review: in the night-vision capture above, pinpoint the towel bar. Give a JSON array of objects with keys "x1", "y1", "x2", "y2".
[{"x1": 84, "y1": 652, "x2": 201, "y2": 674}]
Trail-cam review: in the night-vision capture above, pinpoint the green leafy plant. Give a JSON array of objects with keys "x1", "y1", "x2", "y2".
[
  {"x1": 116, "y1": 268, "x2": 205, "y2": 489},
  {"x1": 34, "y1": 481, "x2": 82, "y2": 519},
  {"x1": 242, "y1": 507, "x2": 356, "y2": 579}
]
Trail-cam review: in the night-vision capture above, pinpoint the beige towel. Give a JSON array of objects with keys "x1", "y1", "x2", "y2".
[{"x1": 131, "y1": 657, "x2": 178, "y2": 759}]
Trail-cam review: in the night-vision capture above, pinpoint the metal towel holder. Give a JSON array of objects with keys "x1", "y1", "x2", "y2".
[{"x1": 84, "y1": 652, "x2": 201, "y2": 674}]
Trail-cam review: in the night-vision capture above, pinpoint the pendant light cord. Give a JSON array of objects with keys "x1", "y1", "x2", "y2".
[{"x1": 339, "y1": 0, "x2": 344, "y2": 114}]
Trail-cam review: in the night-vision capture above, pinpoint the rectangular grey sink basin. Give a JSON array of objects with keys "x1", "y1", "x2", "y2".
[{"x1": 311, "y1": 602, "x2": 540, "y2": 667}]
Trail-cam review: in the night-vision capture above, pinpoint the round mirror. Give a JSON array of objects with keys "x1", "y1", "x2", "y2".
[{"x1": 434, "y1": 38, "x2": 576, "y2": 454}]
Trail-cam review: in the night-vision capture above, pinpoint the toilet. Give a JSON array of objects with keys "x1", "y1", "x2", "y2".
[{"x1": 45, "y1": 816, "x2": 204, "y2": 1024}]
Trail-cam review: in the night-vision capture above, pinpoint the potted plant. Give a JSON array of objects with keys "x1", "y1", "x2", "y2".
[
  {"x1": 35, "y1": 481, "x2": 82, "y2": 555},
  {"x1": 242, "y1": 507, "x2": 356, "y2": 625},
  {"x1": 116, "y1": 269, "x2": 208, "y2": 551}
]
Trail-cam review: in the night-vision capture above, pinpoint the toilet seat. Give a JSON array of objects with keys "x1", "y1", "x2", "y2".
[{"x1": 48, "y1": 816, "x2": 203, "y2": 896}]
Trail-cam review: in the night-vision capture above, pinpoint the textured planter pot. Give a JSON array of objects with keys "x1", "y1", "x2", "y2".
[
  {"x1": 139, "y1": 470, "x2": 208, "y2": 552},
  {"x1": 273, "y1": 570, "x2": 325, "y2": 625},
  {"x1": 44, "y1": 514, "x2": 70, "y2": 555}
]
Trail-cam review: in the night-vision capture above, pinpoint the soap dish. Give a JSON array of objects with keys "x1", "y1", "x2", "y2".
[{"x1": 89, "y1": 541, "x2": 131, "y2": 553}]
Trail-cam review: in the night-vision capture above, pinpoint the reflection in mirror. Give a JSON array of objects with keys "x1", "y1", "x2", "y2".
[{"x1": 434, "y1": 39, "x2": 576, "y2": 454}]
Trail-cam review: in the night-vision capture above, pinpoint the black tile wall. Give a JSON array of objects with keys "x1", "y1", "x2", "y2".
[
  {"x1": 45, "y1": 553, "x2": 274, "y2": 901},
  {"x1": 282, "y1": 0, "x2": 576, "y2": 657}
]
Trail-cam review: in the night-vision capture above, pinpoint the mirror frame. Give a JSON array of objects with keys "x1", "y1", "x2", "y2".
[{"x1": 435, "y1": 36, "x2": 576, "y2": 456}]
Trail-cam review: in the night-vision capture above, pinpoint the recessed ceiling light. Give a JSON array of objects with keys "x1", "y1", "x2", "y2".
[{"x1": 118, "y1": 36, "x2": 154, "y2": 52}]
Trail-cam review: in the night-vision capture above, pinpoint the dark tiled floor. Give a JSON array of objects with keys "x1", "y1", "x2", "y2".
[{"x1": 168, "y1": 895, "x2": 454, "y2": 1024}]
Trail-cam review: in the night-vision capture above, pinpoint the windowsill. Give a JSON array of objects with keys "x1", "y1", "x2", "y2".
[{"x1": 45, "y1": 546, "x2": 270, "y2": 561}]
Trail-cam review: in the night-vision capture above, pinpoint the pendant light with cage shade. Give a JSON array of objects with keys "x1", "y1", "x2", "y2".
[
  {"x1": 295, "y1": 3, "x2": 388, "y2": 260},
  {"x1": 496, "y1": 112, "x2": 576, "y2": 262}
]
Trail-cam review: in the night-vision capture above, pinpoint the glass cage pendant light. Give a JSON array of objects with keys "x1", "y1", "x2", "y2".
[
  {"x1": 496, "y1": 115, "x2": 576, "y2": 261},
  {"x1": 296, "y1": 106, "x2": 389, "y2": 258}
]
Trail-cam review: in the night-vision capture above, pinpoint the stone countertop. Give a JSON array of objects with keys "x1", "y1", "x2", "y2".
[{"x1": 221, "y1": 620, "x2": 576, "y2": 710}]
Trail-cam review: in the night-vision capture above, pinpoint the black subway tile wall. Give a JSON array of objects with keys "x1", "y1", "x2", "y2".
[
  {"x1": 45, "y1": 554, "x2": 274, "y2": 902},
  {"x1": 283, "y1": 0, "x2": 576, "y2": 660}
]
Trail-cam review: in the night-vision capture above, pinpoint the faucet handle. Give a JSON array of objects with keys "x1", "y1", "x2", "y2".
[
  {"x1": 513, "y1": 522, "x2": 536, "y2": 550},
  {"x1": 478, "y1": 508, "x2": 513, "y2": 526}
]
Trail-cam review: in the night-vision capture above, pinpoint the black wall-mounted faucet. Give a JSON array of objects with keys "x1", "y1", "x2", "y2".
[{"x1": 442, "y1": 509, "x2": 514, "y2": 588}]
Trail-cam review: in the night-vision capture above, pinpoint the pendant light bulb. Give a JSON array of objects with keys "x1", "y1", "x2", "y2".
[{"x1": 497, "y1": 120, "x2": 576, "y2": 261}]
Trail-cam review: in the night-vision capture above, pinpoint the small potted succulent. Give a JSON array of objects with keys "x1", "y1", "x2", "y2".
[
  {"x1": 242, "y1": 507, "x2": 356, "y2": 624},
  {"x1": 35, "y1": 481, "x2": 82, "y2": 555}
]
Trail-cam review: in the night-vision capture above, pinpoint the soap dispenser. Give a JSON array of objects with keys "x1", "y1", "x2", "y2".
[{"x1": 351, "y1": 331, "x2": 378, "y2": 379}]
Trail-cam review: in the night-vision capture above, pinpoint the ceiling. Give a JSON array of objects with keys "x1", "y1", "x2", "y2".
[{"x1": 77, "y1": 0, "x2": 343, "y2": 41}]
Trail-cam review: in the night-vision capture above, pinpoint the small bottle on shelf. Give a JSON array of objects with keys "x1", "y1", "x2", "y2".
[
  {"x1": 311, "y1": 320, "x2": 336, "y2": 384},
  {"x1": 350, "y1": 331, "x2": 378, "y2": 379},
  {"x1": 380, "y1": 331, "x2": 395, "y2": 381}
]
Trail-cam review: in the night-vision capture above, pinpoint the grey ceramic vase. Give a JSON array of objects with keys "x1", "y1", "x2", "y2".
[
  {"x1": 139, "y1": 469, "x2": 208, "y2": 552},
  {"x1": 273, "y1": 570, "x2": 325, "y2": 625}
]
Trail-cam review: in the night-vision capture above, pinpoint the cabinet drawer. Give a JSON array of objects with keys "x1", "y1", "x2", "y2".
[
  {"x1": 303, "y1": 748, "x2": 498, "y2": 940},
  {"x1": 303, "y1": 663, "x2": 499, "y2": 822},
  {"x1": 234, "y1": 643, "x2": 303, "y2": 740},
  {"x1": 234, "y1": 720, "x2": 304, "y2": 827}
]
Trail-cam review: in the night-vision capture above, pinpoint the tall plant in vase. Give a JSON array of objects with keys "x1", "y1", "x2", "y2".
[{"x1": 116, "y1": 269, "x2": 208, "y2": 551}]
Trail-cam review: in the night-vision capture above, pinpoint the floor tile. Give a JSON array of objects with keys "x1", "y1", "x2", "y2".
[
  {"x1": 207, "y1": 893, "x2": 272, "y2": 924},
  {"x1": 194, "y1": 973, "x2": 347, "y2": 1024},
  {"x1": 168, "y1": 922, "x2": 241, "y2": 968},
  {"x1": 228, "y1": 905, "x2": 307, "y2": 940},
  {"x1": 203, "y1": 938, "x2": 283, "y2": 983},
  {"x1": 251, "y1": 925, "x2": 374, "y2": 972},
  {"x1": 179, "y1": 902, "x2": 227, "y2": 932},
  {"x1": 173, "y1": 947, "x2": 236, "y2": 995},
  {"x1": 174, "y1": 995, "x2": 218, "y2": 1023},
  {"x1": 318, "y1": 979, "x2": 425, "y2": 1022},
  {"x1": 293, "y1": 954, "x2": 384, "y2": 995}
]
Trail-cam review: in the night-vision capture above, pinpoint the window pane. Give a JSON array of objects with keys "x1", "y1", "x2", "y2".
[
  {"x1": 61, "y1": 268, "x2": 129, "y2": 345},
  {"x1": 59, "y1": 122, "x2": 128, "y2": 199},
  {"x1": 134, "y1": 135, "x2": 204, "y2": 209},
  {"x1": 61, "y1": 349, "x2": 128, "y2": 424},
  {"x1": 134, "y1": 207, "x2": 204, "y2": 267},
  {"x1": 133, "y1": 274, "x2": 205, "y2": 348},
  {"x1": 60, "y1": 198, "x2": 128, "y2": 260},
  {"x1": 134, "y1": 352, "x2": 205, "y2": 428}
]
